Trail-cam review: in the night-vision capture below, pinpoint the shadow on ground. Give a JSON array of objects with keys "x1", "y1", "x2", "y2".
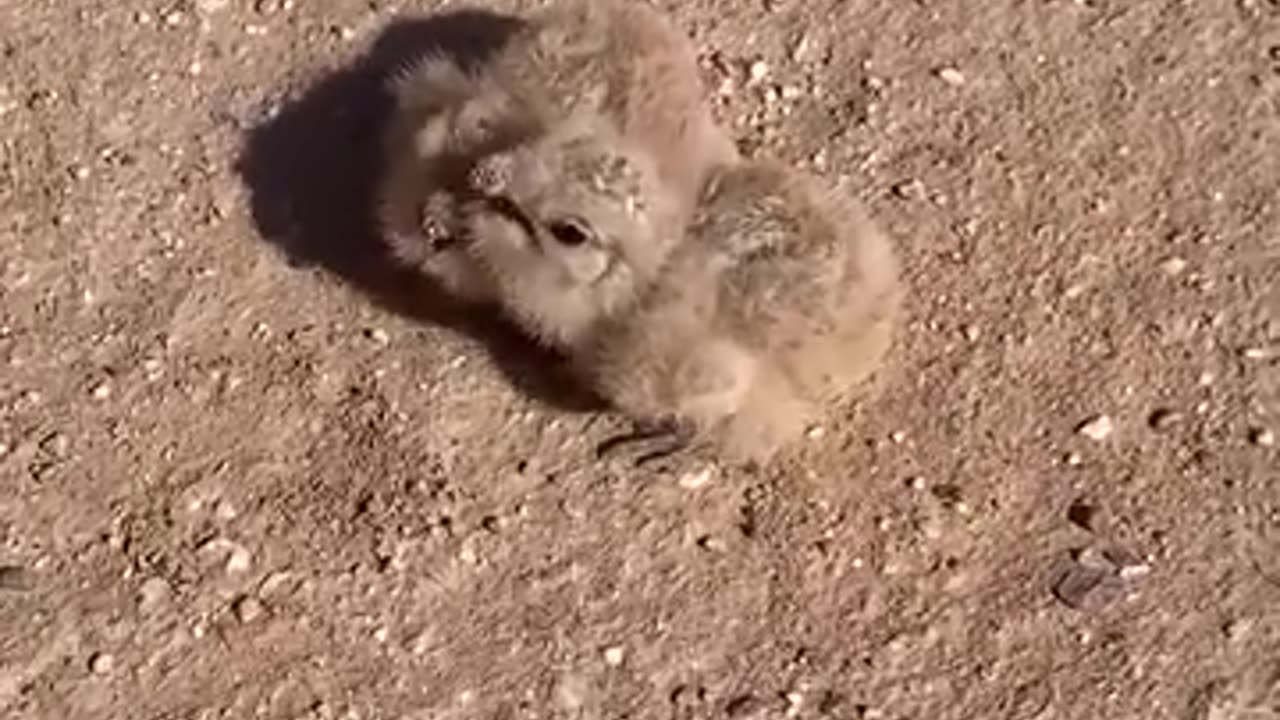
[{"x1": 235, "y1": 9, "x2": 602, "y2": 412}]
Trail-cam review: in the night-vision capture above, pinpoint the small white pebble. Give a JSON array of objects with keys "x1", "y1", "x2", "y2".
[
  {"x1": 806, "y1": 425, "x2": 826, "y2": 440},
  {"x1": 889, "y1": 431, "x2": 907, "y2": 444},
  {"x1": 89, "y1": 652, "x2": 115, "y2": 675},
  {"x1": 602, "y1": 646, "x2": 625, "y2": 666},
  {"x1": 1118, "y1": 563, "x2": 1152, "y2": 580},
  {"x1": 1159, "y1": 257, "x2": 1188, "y2": 276},
  {"x1": 678, "y1": 466, "x2": 714, "y2": 490},
  {"x1": 234, "y1": 595, "x2": 264, "y2": 623},
  {"x1": 937, "y1": 67, "x2": 967, "y2": 86},
  {"x1": 226, "y1": 545, "x2": 252, "y2": 574},
  {"x1": 748, "y1": 59, "x2": 770, "y2": 83},
  {"x1": 91, "y1": 382, "x2": 111, "y2": 400},
  {"x1": 1077, "y1": 415, "x2": 1113, "y2": 441},
  {"x1": 367, "y1": 328, "x2": 390, "y2": 345},
  {"x1": 1251, "y1": 428, "x2": 1275, "y2": 448}
]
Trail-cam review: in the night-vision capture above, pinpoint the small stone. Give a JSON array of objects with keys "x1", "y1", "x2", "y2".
[
  {"x1": 678, "y1": 466, "x2": 714, "y2": 490},
  {"x1": 806, "y1": 425, "x2": 826, "y2": 439},
  {"x1": 1250, "y1": 427, "x2": 1275, "y2": 447},
  {"x1": 215, "y1": 498, "x2": 237, "y2": 521},
  {"x1": 201, "y1": 537, "x2": 252, "y2": 573},
  {"x1": 937, "y1": 67, "x2": 966, "y2": 86},
  {"x1": 91, "y1": 382, "x2": 112, "y2": 399},
  {"x1": 233, "y1": 595, "x2": 264, "y2": 623},
  {"x1": 602, "y1": 646, "x2": 625, "y2": 666},
  {"x1": 366, "y1": 328, "x2": 389, "y2": 345},
  {"x1": 226, "y1": 545, "x2": 252, "y2": 573},
  {"x1": 748, "y1": 60, "x2": 770, "y2": 83},
  {"x1": 1117, "y1": 562, "x2": 1152, "y2": 580},
  {"x1": 1242, "y1": 347, "x2": 1274, "y2": 361},
  {"x1": 1076, "y1": 415, "x2": 1113, "y2": 441},
  {"x1": 889, "y1": 431, "x2": 907, "y2": 444},
  {"x1": 1159, "y1": 257, "x2": 1188, "y2": 276},
  {"x1": 142, "y1": 358, "x2": 165, "y2": 380},
  {"x1": 138, "y1": 577, "x2": 171, "y2": 611},
  {"x1": 88, "y1": 652, "x2": 115, "y2": 675},
  {"x1": 696, "y1": 534, "x2": 727, "y2": 552},
  {"x1": 1052, "y1": 565, "x2": 1113, "y2": 609},
  {"x1": 40, "y1": 432, "x2": 70, "y2": 458},
  {"x1": 1147, "y1": 408, "x2": 1182, "y2": 430},
  {"x1": 790, "y1": 35, "x2": 813, "y2": 63}
]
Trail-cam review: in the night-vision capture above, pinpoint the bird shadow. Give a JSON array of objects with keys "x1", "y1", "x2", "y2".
[{"x1": 234, "y1": 9, "x2": 603, "y2": 413}]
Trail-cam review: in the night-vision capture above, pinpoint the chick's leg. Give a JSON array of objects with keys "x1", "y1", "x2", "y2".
[{"x1": 596, "y1": 415, "x2": 699, "y2": 468}]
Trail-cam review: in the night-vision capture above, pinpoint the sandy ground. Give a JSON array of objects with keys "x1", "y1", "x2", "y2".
[{"x1": 2, "y1": 0, "x2": 1279, "y2": 718}]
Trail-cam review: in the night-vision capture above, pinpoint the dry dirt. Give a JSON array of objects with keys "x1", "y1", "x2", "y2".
[{"x1": 2, "y1": 0, "x2": 1279, "y2": 718}]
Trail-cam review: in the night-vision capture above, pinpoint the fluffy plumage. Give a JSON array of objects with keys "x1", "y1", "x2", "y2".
[{"x1": 376, "y1": 0, "x2": 735, "y2": 303}]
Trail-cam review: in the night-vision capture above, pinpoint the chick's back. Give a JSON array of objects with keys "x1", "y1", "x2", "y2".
[{"x1": 580, "y1": 162, "x2": 902, "y2": 464}]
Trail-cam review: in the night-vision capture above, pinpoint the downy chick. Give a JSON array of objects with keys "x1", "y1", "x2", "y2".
[
  {"x1": 470, "y1": 158, "x2": 903, "y2": 466},
  {"x1": 457, "y1": 109, "x2": 688, "y2": 349},
  {"x1": 377, "y1": 0, "x2": 736, "y2": 303}
]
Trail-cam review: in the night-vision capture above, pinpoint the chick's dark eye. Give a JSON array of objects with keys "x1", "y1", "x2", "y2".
[{"x1": 547, "y1": 218, "x2": 593, "y2": 247}]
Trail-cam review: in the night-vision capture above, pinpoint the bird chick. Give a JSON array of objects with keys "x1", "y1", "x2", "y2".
[
  {"x1": 472, "y1": 158, "x2": 903, "y2": 466},
  {"x1": 457, "y1": 110, "x2": 688, "y2": 349},
  {"x1": 376, "y1": 0, "x2": 736, "y2": 303}
]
